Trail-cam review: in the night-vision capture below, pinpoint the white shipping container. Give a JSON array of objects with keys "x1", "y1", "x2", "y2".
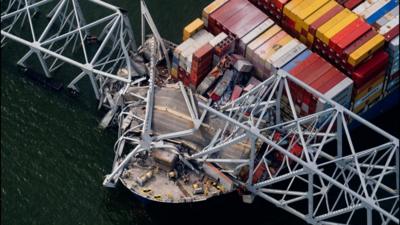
[
  {"x1": 192, "y1": 29, "x2": 215, "y2": 45},
  {"x1": 266, "y1": 39, "x2": 299, "y2": 71},
  {"x1": 375, "y1": 5, "x2": 399, "y2": 27},
  {"x1": 353, "y1": 0, "x2": 381, "y2": 15},
  {"x1": 180, "y1": 46, "x2": 196, "y2": 70},
  {"x1": 209, "y1": 32, "x2": 228, "y2": 47},
  {"x1": 175, "y1": 38, "x2": 196, "y2": 69},
  {"x1": 238, "y1": 19, "x2": 275, "y2": 54},
  {"x1": 363, "y1": 0, "x2": 391, "y2": 19},
  {"x1": 273, "y1": 43, "x2": 307, "y2": 69},
  {"x1": 176, "y1": 29, "x2": 215, "y2": 72},
  {"x1": 378, "y1": 15, "x2": 399, "y2": 34},
  {"x1": 176, "y1": 38, "x2": 196, "y2": 54}
]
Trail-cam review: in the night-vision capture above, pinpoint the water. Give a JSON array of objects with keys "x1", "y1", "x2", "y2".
[{"x1": 1, "y1": 1, "x2": 399, "y2": 225}]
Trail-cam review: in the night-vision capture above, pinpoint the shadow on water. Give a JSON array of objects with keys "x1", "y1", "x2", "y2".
[{"x1": 102, "y1": 184, "x2": 307, "y2": 225}]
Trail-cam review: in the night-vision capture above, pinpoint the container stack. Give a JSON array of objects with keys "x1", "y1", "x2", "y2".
[
  {"x1": 248, "y1": 0, "x2": 290, "y2": 21},
  {"x1": 171, "y1": 28, "x2": 215, "y2": 86},
  {"x1": 203, "y1": 0, "x2": 310, "y2": 80},
  {"x1": 202, "y1": 0, "x2": 229, "y2": 28},
  {"x1": 351, "y1": 2, "x2": 399, "y2": 95},
  {"x1": 171, "y1": 0, "x2": 398, "y2": 116},
  {"x1": 247, "y1": 1, "x2": 386, "y2": 72},
  {"x1": 190, "y1": 43, "x2": 214, "y2": 88},
  {"x1": 337, "y1": 0, "x2": 364, "y2": 10},
  {"x1": 350, "y1": 50, "x2": 389, "y2": 113},
  {"x1": 352, "y1": 0, "x2": 398, "y2": 25},
  {"x1": 245, "y1": 27, "x2": 307, "y2": 80},
  {"x1": 205, "y1": 0, "x2": 272, "y2": 52},
  {"x1": 281, "y1": 50, "x2": 354, "y2": 116},
  {"x1": 245, "y1": 0, "x2": 397, "y2": 113},
  {"x1": 212, "y1": 33, "x2": 236, "y2": 65}
]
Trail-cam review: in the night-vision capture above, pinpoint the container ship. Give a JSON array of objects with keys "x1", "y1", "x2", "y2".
[
  {"x1": 106, "y1": 0, "x2": 399, "y2": 206},
  {"x1": 2, "y1": 0, "x2": 399, "y2": 224}
]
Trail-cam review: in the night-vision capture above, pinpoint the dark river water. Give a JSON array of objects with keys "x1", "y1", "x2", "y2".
[{"x1": 1, "y1": 1, "x2": 399, "y2": 225}]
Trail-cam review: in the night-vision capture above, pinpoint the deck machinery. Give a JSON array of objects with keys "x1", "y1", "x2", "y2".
[{"x1": 1, "y1": 1, "x2": 399, "y2": 225}]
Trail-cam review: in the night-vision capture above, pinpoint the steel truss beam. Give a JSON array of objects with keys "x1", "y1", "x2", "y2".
[
  {"x1": 1, "y1": 0, "x2": 136, "y2": 109},
  {"x1": 109, "y1": 68, "x2": 399, "y2": 225}
]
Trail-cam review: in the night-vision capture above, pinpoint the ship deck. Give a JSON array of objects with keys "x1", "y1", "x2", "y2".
[{"x1": 120, "y1": 165, "x2": 224, "y2": 203}]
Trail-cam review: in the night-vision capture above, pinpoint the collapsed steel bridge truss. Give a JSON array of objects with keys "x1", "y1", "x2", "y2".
[
  {"x1": 1, "y1": 1, "x2": 399, "y2": 225},
  {"x1": 1, "y1": 0, "x2": 137, "y2": 109}
]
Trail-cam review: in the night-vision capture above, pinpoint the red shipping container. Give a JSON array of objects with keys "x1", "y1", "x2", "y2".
[
  {"x1": 191, "y1": 61, "x2": 212, "y2": 73},
  {"x1": 193, "y1": 43, "x2": 213, "y2": 61},
  {"x1": 271, "y1": 0, "x2": 290, "y2": 12},
  {"x1": 351, "y1": 50, "x2": 389, "y2": 88},
  {"x1": 178, "y1": 67, "x2": 190, "y2": 86},
  {"x1": 342, "y1": 29, "x2": 377, "y2": 60},
  {"x1": 232, "y1": 14, "x2": 267, "y2": 39},
  {"x1": 334, "y1": 22, "x2": 371, "y2": 54},
  {"x1": 383, "y1": 25, "x2": 400, "y2": 41},
  {"x1": 343, "y1": 0, "x2": 363, "y2": 9},
  {"x1": 330, "y1": 18, "x2": 366, "y2": 53},
  {"x1": 209, "y1": 0, "x2": 249, "y2": 35},
  {"x1": 354, "y1": 69, "x2": 385, "y2": 96},
  {"x1": 191, "y1": 43, "x2": 214, "y2": 87},
  {"x1": 317, "y1": 69, "x2": 347, "y2": 95},
  {"x1": 301, "y1": 66, "x2": 334, "y2": 115},
  {"x1": 306, "y1": 67, "x2": 348, "y2": 114},
  {"x1": 302, "y1": 58, "x2": 333, "y2": 85},
  {"x1": 288, "y1": 54, "x2": 321, "y2": 103},
  {"x1": 309, "y1": 5, "x2": 344, "y2": 36},
  {"x1": 289, "y1": 53, "x2": 320, "y2": 76},
  {"x1": 222, "y1": 4, "x2": 256, "y2": 31},
  {"x1": 295, "y1": 57, "x2": 333, "y2": 106},
  {"x1": 210, "y1": 0, "x2": 248, "y2": 24}
]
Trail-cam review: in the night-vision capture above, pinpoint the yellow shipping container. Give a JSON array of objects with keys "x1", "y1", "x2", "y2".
[
  {"x1": 260, "y1": 35, "x2": 293, "y2": 61},
  {"x1": 202, "y1": 0, "x2": 228, "y2": 22},
  {"x1": 353, "y1": 75, "x2": 385, "y2": 113},
  {"x1": 287, "y1": 0, "x2": 314, "y2": 22},
  {"x1": 295, "y1": 0, "x2": 330, "y2": 33},
  {"x1": 315, "y1": 9, "x2": 350, "y2": 43},
  {"x1": 246, "y1": 25, "x2": 282, "y2": 56},
  {"x1": 321, "y1": 13, "x2": 358, "y2": 44},
  {"x1": 303, "y1": 1, "x2": 337, "y2": 33},
  {"x1": 348, "y1": 34, "x2": 385, "y2": 66},
  {"x1": 283, "y1": 0, "x2": 304, "y2": 19},
  {"x1": 183, "y1": 18, "x2": 204, "y2": 41}
]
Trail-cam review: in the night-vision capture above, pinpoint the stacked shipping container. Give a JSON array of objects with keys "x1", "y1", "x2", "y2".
[
  {"x1": 205, "y1": 0, "x2": 353, "y2": 114},
  {"x1": 171, "y1": 0, "x2": 398, "y2": 117},
  {"x1": 246, "y1": 0, "x2": 398, "y2": 113},
  {"x1": 171, "y1": 29, "x2": 215, "y2": 86},
  {"x1": 352, "y1": 3, "x2": 399, "y2": 95},
  {"x1": 283, "y1": 51, "x2": 353, "y2": 116}
]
